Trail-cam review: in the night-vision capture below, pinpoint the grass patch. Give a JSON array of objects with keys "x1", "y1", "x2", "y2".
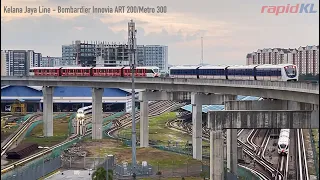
[
  {"x1": 83, "y1": 139, "x2": 203, "y2": 170},
  {"x1": 312, "y1": 129, "x2": 319, "y2": 163},
  {"x1": 118, "y1": 112, "x2": 210, "y2": 151},
  {"x1": 119, "y1": 112, "x2": 191, "y2": 145},
  {"x1": 140, "y1": 177, "x2": 203, "y2": 180},
  {"x1": 22, "y1": 114, "x2": 71, "y2": 147}
]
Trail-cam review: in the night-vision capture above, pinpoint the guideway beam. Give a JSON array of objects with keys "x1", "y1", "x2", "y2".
[
  {"x1": 191, "y1": 93, "x2": 236, "y2": 160},
  {"x1": 209, "y1": 99, "x2": 319, "y2": 180},
  {"x1": 92, "y1": 88, "x2": 104, "y2": 139},
  {"x1": 42, "y1": 86, "x2": 54, "y2": 137},
  {"x1": 208, "y1": 110, "x2": 319, "y2": 129}
]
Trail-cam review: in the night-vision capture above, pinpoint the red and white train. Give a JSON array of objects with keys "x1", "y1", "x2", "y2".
[{"x1": 29, "y1": 66, "x2": 160, "y2": 78}]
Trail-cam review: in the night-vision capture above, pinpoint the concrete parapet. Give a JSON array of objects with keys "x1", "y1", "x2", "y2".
[
  {"x1": 42, "y1": 86, "x2": 53, "y2": 137},
  {"x1": 208, "y1": 110, "x2": 319, "y2": 130},
  {"x1": 2, "y1": 76, "x2": 318, "y2": 104}
]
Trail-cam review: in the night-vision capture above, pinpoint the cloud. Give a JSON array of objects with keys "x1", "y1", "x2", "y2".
[{"x1": 1, "y1": 0, "x2": 319, "y2": 65}]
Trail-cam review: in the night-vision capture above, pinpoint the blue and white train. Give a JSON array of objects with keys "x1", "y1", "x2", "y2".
[
  {"x1": 169, "y1": 64, "x2": 298, "y2": 81},
  {"x1": 77, "y1": 105, "x2": 92, "y2": 118},
  {"x1": 278, "y1": 129, "x2": 290, "y2": 155}
]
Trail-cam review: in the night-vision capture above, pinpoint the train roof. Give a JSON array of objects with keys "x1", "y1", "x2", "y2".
[
  {"x1": 138, "y1": 66, "x2": 160, "y2": 69},
  {"x1": 61, "y1": 67, "x2": 93, "y2": 69},
  {"x1": 122, "y1": 66, "x2": 159, "y2": 69},
  {"x1": 169, "y1": 66, "x2": 200, "y2": 70},
  {"x1": 256, "y1": 64, "x2": 295, "y2": 69},
  {"x1": 198, "y1": 65, "x2": 228, "y2": 69},
  {"x1": 93, "y1": 67, "x2": 123, "y2": 69},
  {"x1": 30, "y1": 67, "x2": 61, "y2": 70},
  {"x1": 78, "y1": 105, "x2": 92, "y2": 111},
  {"x1": 227, "y1": 65, "x2": 258, "y2": 69}
]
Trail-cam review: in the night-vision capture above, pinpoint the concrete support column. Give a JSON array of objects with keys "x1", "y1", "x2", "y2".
[
  {"x1": 226, "y1": 129, "x2": 237, "y2": 174},
  {"x1": 191, "y1": 93, "x2": 236, "y2": 160},
  {"x1": 92, "y1": 88, "x2": 103, "y2": 139},
  {"x1": 192, "y1": 103, "x2": 203, "y2": 160},
  {"x1": 140, "y1": 101, "x2": 149, "y2": 147},
  {"x1": 42, "y1": 86, "x2": 53, "y2": 137},
  {"x1": 210, "y1": 130, "x2": 224, "y2": 180},
  {"x1": 39, "y1": 102, "x2": 42, "y2": 112}
]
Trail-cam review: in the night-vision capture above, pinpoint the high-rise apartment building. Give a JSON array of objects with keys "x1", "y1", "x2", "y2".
[
  {"x1": 62, "y1": 41, "x2": 130, "y2": 67},
  {"x1": 137, "y1": 45, "x2": 168, "y2": 72},
  {"x1": 1, "y1": 51, "x2": 6, "y2": 76},
  {"x1": 41, "y1": 56, "x2": 62, "y2": 67},
  {"x1": 62, "y1": 43, "x2": 77, "y2": 66},
  {"x1": 246, "y1": 45, "x2": 319, "y2": 75},
  {"x1": 2, "y1": 50, "x2": 42, "y2": 76}
]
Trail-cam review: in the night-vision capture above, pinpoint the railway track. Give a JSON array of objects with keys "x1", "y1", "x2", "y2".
[
  {"x1": 168, "y1": 119, "x2": 286, "y2": 180},
  {"x1": 1, "y1": 114, "x2": 42, "y2": 157},
  {"x1": 107, "y1": 101, "x2": 184, "y2": 138},
  {"x1": 1, "y1": 101, "x2": 183, "y2": 174},
  {"x1": 297, "y1": 129, "x2": 309, "y2": 180}
]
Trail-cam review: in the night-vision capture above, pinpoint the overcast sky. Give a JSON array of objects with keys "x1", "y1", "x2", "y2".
[{"x1": 1, "y1": 0, "x2": 319, "y2": 65}]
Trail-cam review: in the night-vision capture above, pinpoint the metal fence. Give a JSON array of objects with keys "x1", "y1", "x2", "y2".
[
  {"x1": 310, "y1": 129, "x2": 319, "y2": 180},
  {"x1": 115, "y1": 163, "x2": 153, "y2": 177},
  {"x1": 2, "y1": 156, "x2": 61, "y2": 180}
]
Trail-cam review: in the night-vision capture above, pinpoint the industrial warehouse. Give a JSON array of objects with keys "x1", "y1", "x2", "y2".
[{"x1": 1, "y1": 85, "x2": 136, "y2": 113}]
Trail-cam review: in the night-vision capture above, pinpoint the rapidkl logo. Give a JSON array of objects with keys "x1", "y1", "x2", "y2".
[{"x1": 261, "y1": 4, "x2": 318, "y2": 15}]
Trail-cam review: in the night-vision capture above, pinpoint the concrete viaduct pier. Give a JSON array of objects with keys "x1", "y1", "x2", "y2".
[
  {"x1": 42, "y1": 86, "x2": 54, "y2": 137},
  {"x1": 208, "y1": 100, "x2": 319, "y2": 180},
  {"x1": 138, "y1": 91, "x2": 236, "y2": 160},
  {"x1": 41, "y1": 86, "x2": 105, "y2": 139}
]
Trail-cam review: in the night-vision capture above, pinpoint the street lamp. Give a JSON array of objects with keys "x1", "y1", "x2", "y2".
[{"x1": 38, "y1": 146, "x2": 50, "y2": 178}]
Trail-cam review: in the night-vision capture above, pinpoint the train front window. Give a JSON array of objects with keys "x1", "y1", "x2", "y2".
[
  {"x1": 153, "y1": 69, "x2": 159, "y2": 73},
  {"x1": 279, "y1": 144, "x2": 286, "y2": 148},
  {"x1": 285, "y1": 66, "x2": 296, "y2": 77}
]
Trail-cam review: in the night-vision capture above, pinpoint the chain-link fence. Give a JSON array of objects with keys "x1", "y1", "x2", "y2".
[
  {"x1": 2, "y1": 156, "x2": 61, "y2": 180},
  {"x1": 115, "y1": 163, "x2": 153, "y2": 177},
  {"x1": 310, "y1": 129, "x2": 319, "y2": 180}
]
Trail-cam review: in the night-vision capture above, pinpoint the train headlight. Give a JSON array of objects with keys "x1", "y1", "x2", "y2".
[{"x1": 77, "y1": 113, "x2": 84, "y2": 118}]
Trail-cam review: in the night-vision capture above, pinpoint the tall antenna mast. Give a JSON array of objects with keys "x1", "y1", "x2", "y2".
[{"x1": 201, "y1": 37, "x2": 203, "y2": 65}]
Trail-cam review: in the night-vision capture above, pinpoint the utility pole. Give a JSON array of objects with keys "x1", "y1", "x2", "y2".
[{"x1": 128, "y1": 19, "x2": 137, "y2": 178}]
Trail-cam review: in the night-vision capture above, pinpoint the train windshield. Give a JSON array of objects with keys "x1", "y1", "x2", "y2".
[
  {"x1": 153, "y1": 68, "x2": 159, "y2": 73},
  {"x1": 284, "y1": 65, "x2": 296, "y2": 77},
  {"x1": 279, "y1": 144, "x2": 286, "y2": 148}
]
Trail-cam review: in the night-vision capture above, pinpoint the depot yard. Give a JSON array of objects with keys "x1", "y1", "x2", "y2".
[
  {"x1": 140, "y1": 177, "x2": 203, "y2": 180},
  {"x1": 82, "y1": 138, "x2": 205, "y2": 175},
  {"x1": 118, "y1": 112, "x2": 210, "y2": 153},
  {"x1": 1, "y1": 114, "x2": 24, "y2": 142},
  {"x1": 22, "y1": 113, "x2": 72, "y2": 147},
  {"x1": 119, "y1": 112, "x2": 192, "y2": 145}
]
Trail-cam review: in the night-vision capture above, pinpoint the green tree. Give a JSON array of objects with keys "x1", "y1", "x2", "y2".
[{"x1": 92, "y1": 167, "x2": 113, "y2": 180}]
